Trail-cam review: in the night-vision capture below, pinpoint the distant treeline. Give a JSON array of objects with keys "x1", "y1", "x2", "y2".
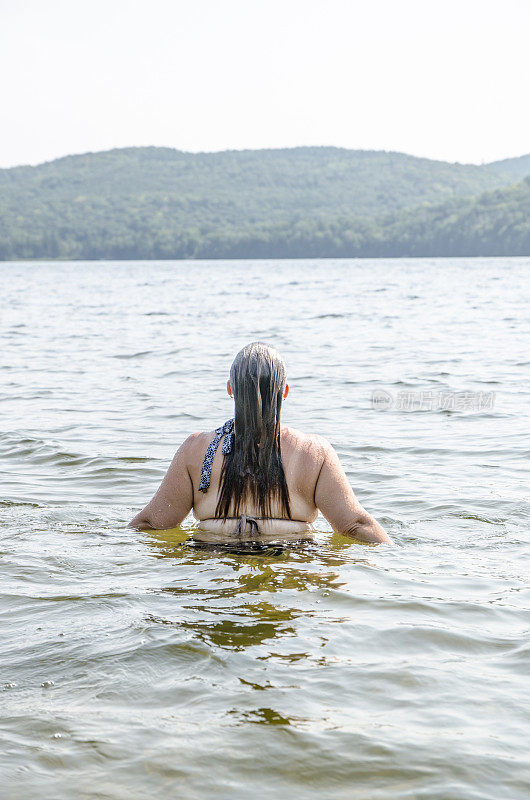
[{"x1": 0, "y1": 146, "x2": 529, "y2": 259}]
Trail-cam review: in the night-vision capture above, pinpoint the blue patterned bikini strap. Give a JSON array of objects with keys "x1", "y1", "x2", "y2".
[{"x1": 198, "y1": 418, "x2": 234, "y2": 492}]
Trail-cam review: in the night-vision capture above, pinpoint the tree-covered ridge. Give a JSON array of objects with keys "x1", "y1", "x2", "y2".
[
  {"x1": 202, "y1": 175, "x2": 529, "y2": 259},
  {"x1": 486, "y1": 154, "x2": 530, "y2": 180},
  {"x1": 0, "y1": 146, "x2": 528, "y2": 259}
]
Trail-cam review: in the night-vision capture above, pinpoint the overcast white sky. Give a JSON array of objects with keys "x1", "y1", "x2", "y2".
[{"x1": 1, "y1": 0, "x2": 529, "y2": 168}]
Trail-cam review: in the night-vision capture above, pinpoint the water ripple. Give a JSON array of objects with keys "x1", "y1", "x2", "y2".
[{"x1": 1, "y1": 257, "x2": 529, "y2": 800}]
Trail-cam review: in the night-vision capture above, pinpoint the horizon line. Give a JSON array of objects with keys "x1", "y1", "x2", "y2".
[{"x1": 2, "y1": 143, "x2": 529, "y2": 172}]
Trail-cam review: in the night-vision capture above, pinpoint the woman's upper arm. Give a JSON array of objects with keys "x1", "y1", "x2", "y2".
[
  {"x1": 128, "y1": 435, "x2": 196, "y2": 530},
  {"x1": 313, "y1": 437, "x2": 392, "y2": 543}
]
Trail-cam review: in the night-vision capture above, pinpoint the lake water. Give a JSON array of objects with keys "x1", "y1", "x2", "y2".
[{"x1": 1, "y1": 257, "x2": 529, "y2": 799}]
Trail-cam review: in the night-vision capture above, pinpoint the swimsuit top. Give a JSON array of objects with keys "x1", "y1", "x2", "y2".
[
  {"x1": 198, "y1": 417, "x2": 234, "y2": 493},
  {"x1": 197, "y1": 418, "x2": 310, "y2": 532}
]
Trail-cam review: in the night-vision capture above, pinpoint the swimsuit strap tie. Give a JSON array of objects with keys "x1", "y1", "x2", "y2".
[
  {"x1": 198, "y1": 418, "x2": 234, "y2": 492},
  {"x1": 234, "y1": 514, "x2": 260, "y2": 538}
]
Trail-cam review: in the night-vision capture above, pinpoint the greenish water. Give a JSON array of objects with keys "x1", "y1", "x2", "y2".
[{"x1": 1, "y1": 258, "x2": 529, "y2": 799}]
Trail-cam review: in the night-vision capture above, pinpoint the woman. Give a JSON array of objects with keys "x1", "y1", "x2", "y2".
[{"x1": 128, "y1": 342, "x2": 393, "y2": 545}]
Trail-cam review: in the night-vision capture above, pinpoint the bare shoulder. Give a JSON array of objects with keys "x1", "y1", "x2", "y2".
[
  {"x1": 280, "y1": 425, "x2": 332, "y2": 465},
  {"x1": 175, "y1": 430, "x2": 211, "y2": 462}
]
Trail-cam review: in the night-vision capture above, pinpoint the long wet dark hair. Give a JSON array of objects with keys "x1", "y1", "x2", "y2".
[{"x1": 215, "y1": 342, "x2": 292, "y2": 520}]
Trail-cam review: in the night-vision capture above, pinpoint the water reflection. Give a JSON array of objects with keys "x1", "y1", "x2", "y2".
[
  {"x1": 138, "y1": 528, "x2": 379, "y2": 661},
  {"x1": 229, "y1": 706, "x2": 301, "y2": 725},
  {"x1": 144, "y1": 526, "x2": 378, "y2": 562}
]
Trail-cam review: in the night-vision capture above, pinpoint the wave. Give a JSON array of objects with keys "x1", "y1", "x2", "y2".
[
  {"x1": 112, "y1": 350, "x2": 153, "y2": 359},
  {"x1": 0, "y1": 432, "x2": 159, "y2": 476}
]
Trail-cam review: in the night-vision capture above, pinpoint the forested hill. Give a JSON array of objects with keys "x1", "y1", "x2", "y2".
[
  {"x1": 486, "y1": 154, "x2": 530, "y2": 180},
  {"x1": 205, "y1": 176, "x2": 530, "y2": 259},
  {"x1": 0, "y1": 146, "x2": 529, "y2": 259}
]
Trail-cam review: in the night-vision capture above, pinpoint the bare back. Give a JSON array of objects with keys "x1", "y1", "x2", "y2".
[
  {"x1": 128, "y1": 423, "x2": 393, "y2": 544},
  {"x1": 191, "y1": 425, "x2": 322, "y2": 539}
]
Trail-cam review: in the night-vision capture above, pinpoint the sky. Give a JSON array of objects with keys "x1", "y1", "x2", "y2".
[{"x1": 0, "y1": 0, "x2": 529, "y2": 168}]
